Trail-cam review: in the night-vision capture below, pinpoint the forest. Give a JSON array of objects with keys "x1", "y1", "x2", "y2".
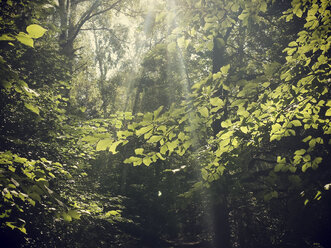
[{"x1": 0, "y1": 0, "x2": 330, "y2": 247}]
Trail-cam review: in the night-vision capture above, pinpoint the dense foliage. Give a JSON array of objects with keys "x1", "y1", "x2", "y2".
[{"x1": 1, "y1": 0, "x2": 330, "y2": 247}]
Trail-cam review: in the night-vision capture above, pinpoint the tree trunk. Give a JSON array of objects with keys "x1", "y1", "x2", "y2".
[
  {"x1": 212, "y1": 193, "x2": 231, "y2": 248},
  {"x1": 211, "y1": 30, "x2": 233, "y2": 246}
]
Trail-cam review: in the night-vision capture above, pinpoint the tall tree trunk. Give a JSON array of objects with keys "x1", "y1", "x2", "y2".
[
  {"x1": 211, "y1": 185, "x2": 231, "y2": 248},
  {"x1": 211, "y1": 29, "x2": 233, "y2": 247}
]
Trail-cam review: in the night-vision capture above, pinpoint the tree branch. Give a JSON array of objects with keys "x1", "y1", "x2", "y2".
[{"x1": 69, "y1": 0, "x2": 123, "y2": 44}]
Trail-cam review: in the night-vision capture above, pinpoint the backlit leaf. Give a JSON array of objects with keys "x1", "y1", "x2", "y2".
[
  {"x1": 62, "y1": 212, "x2": 72, "y2": 222},
  {"x1": 24, "y1": 103, "x2": 39, "y2": 115},
  {"x1": 291, "y1": 120, "x2": 302, "y2": 127},
  {"x1": 221, "y1": 64, "x2": 230, "y2": 74},
  {"x1": 147, "y1": 135, "x2": 163, "y2": 143},
  {"x1": 68, "y1": 210, "x2": 80, "y2": 220},
  {"x1": 143, "y1": 157, "x2": 152, "y2": 166},
  {"x1": 210, "y1": 97, "x2": 224, "y2": 107},
  {"x1": 198, "y1": 107, "x2": 209, "y2": 118},
  {"x1": 136, "y1": 125, "x2": 153, "y2": 136},
  {"x1": 26, "y1": 24, "x2": 47, "y2": 39},
  {"x1": 16, "y1": 32, "x2": 34, "y2": 47},
  {"x1": 0, "y1": 34, "x2": 15, "y2": 41},
  {"x1": 96, "y1": 139, "x2": 112, "y2": 151},
  {"x1": 109, "y1": 141, "x2": 122, "y2": 154},
  {"x1": 260, "y1": 1, "x2": 267, "y2": 12},
  {"x1": 274, "y1": 163, "x2": 283, "y2": 172},
  {"x1": 240, "y1": 126, "x2": 248, "y2": 134},
  {"x1": 135, "y1": 148, "x2": 144, "y2": 155},
  {"x1": 124, "y1": 156, "x2": 140, "y2": 164}
]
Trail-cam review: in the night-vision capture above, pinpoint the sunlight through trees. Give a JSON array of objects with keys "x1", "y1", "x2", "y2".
[{"x1": 1, "y1": 0, "x2": 330, "y2": 247}]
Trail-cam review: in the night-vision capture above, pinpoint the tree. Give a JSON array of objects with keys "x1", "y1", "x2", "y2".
[
  {"x1": 1, "y1": 0, "x2": 330, "y2": 247},
  {"x1": 0, "y1": 2, "x2": 131, "y2": 246},
  {"x1": 56, "y1": 0, "x2": 124, "y2": 58},
  {"x1": 91, "y1": 0, "x2": 330, "y2": 246}
]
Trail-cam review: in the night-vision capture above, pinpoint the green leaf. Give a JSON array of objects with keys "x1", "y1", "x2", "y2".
[
  {"x1": 26, "y1": 24, "x2": 47, "y2": 39},
  {"x1": 259, "y1": 1, "x2": 267, "y2": 12},
  {"x1": 81, "y1": 135, "x2": 99, "y2": 144},
  {"x1": 231, "y1": 3, "x2": 240, "y2": 12},
  {"x1": 16, "y1": 32, "x2": 34, "y2": 47},
  {"x1": 133, "y1": 158, "x2": 143, "y2": 166},
  {"x1": 157, "y1": 125, "x2": 167, "y2": 133},
  {"x1": 206, "y1": 40, "x2": 213, "y2": 51},
  {"x1": 178, "y1": 132, "x2": 185, "y2": 141},
  {"x1": 221, "y1": 120, "x2": 232, "y2": 128},
  {"x1": 134, "y1": 148, "x2": 144, "y2": 155},
  {"x1": 96, "y1": 139, "x2": 112, "y2": 151},
  {"x1": 221, "y1": 64, "x2": 230, "y2": 74},
  {"x1": 183, "y1": 140, "x2": 192, "y2": 150},
  {"x1": 325, "y1": 108, "x2": 331, "y2": 116},
  {"x1": 270, "y1": 134, "x2": 279, "y2": 141},
  {"x1": 271, "y1": 123, "x2": 281, "y2": 134},
  {"x1": 156, "y1": 153, "x2": 166, "y2": 160},
  {"x1": 262, "y1": 82, "x2": 270, "y2": 88},
  {"x1": 124, "y1": 156, "x2": 140, "y2": 164},
  {"x1": 240, "y1": 126, "x2": 248, "y2": 134},
  {"x1": 295, "y1": 8, "x2": 303, "y2": 18},
  {"x1": 237, "y1": 107, "x2": 249, "y2": 118},
  {"x1": 277, "y1": 156, "x2": 286, "y2": 163},
  {"x1": 302, "y1": 162, "x2": 311, "y2": 172},
  {"x1": 14, "y1": 156, "x2": 27, "y2": 164},
  {"x1": 198, "y1": 106, "x2": 209, "y2": 118},
  {"x1": 201, "y1": 168, "x2": 208, "y2": 180},
  {"x1": 294, "y1": 149, "x2": 306, "y2": 155},
  {"x1": 153, "y1": 106, "x2": 164, "y2": 119},
  {"x1": 105, "y1": 210, "x2": 120, "y2": 217},
  {"x1": 238, "y1": 12, "x2": 249, "y2": 21},
  {"x1": 291, "y1": 120, "x2": 302, "y2": 127},
  {"x1": 210, "y1": 97, "x2": 224, "y2": 107},
  {"x1": 68, "y1": 210, "x2": 80, "y2": 220},
  {"x1": 167, "y1": 140, "x2": 178, "y2": 153},
  {"x1": 147, "y1": 135, "x2": 163, "y2": 143},
  {"x1": 302, "y1": 136, "x2": 312, "y2": 142},
  {"x1": 6, "y1": 222, "x2": 17, "y2": 230},
  {"x1": 274, "y1": 163, "x2": 283, "y2": 172},
  {"x1": 62, "y1": 212, "x2": 72, "y2": 222},
  {"x1": 0, "y1": 34, "x2": 15, "y2": 41},
  {"x1": 312, "y1": 157, "x2": 322, "y2": 167},
  {"x1": 24, "y1": 103, "x2": 39, "y2": 115},
  {"x1": 27, "y1": 198, "x2": 35, "y2": 206},
  {"x1": 309, "y1": 139, "x2": 316, "y2": 148},
  {"x1": 314, "y1": 191, "x2": 322, "y2": 200},
  {"x1": 136, "y1": 125, "x2": 153, "y2": 136},
  {"x1": 160, "y1": 144, "x2": 168, "y2": 154},
  {"x1": 109, "y1": 141, "x2": 122, "y2": 154},
  {"x1": 288, "y1": 41, "x2": 298, "y2": 47},
  {"x1": 18, "y1": 226, "x2": 27, "y2": 234},
  {"x1": 143, "y1": 157, "x2": 152, "y2": 166},
  {"x1": 220, "y1": 131, "x2": 234, "y2": 140}
]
